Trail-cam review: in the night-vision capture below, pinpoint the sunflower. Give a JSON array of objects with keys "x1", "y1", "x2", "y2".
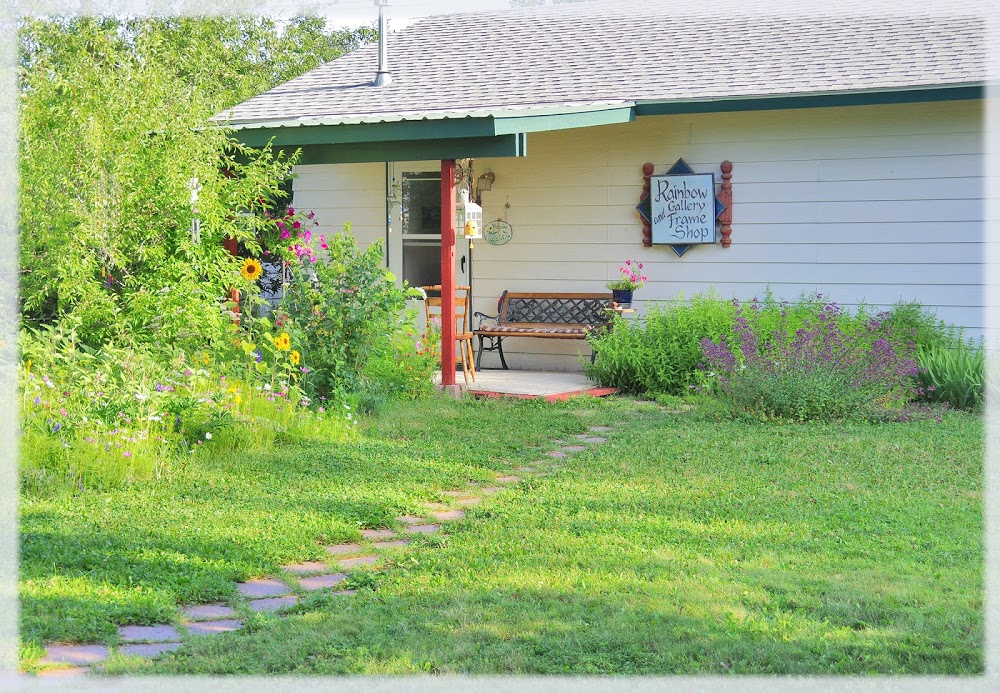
[
  {"x1": 289, "y1": 350, "x2": 301, "y2": 365},
  {"x1": 274, "y1": 332, "x2": 291, "y2": 351},
  {"x1": 240, "y1": 258, "x2": 263, "y2": 282}
]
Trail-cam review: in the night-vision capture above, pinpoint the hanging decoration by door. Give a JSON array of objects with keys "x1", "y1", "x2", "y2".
[
  {"x1": 484, "y1": 200, "x2": 513, "y2": 246},
  {"x1": 635, "y1": 159, "x2": 733, "y2": 257}
]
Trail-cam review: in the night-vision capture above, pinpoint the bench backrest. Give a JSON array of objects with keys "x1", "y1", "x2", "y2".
[{"x1": 498, "y1": 292, "x2": 613, "y2": 327}]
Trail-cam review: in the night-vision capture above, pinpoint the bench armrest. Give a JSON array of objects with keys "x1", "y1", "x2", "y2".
[{"x1": 473, "y1": 311, "x2": 500, "y2": 330}]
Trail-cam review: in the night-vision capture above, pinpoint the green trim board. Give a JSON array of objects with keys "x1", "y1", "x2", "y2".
[
  {"x1": 272, "y1": 134, "x2": 526, "y2": 164},
  {"x1": 634, "y1": 86, "x2": 984, "y2": 116},
  {"x1": 232, "y1": 105, "x2": 633, "y2": 148}
]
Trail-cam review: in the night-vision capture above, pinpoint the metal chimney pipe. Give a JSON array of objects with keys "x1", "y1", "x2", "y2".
[{"x1": 374, "y1": 0, "x2": 392, "y2": 87}]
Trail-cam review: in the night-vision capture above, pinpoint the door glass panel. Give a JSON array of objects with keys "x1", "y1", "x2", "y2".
[
  {"x1": 401, "y1": 172, "x2": 441, "y2": 288},
  {"x1": 401, "y1": 172, "x2": 441, "y2": 235}
]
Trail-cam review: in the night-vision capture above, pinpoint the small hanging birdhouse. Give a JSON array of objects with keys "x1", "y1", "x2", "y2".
[{"x1": 457, "y1": 188, "x2": 482, "y2": 239}]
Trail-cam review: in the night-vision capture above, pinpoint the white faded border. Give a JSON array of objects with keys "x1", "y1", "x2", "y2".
[{"x1": 1, "y1": 0, "x2": 997, "y2": 690}]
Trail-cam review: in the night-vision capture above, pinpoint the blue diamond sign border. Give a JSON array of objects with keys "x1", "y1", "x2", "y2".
[{"x1": 636, "y1": 158, "x2": 727, "y2": 258}]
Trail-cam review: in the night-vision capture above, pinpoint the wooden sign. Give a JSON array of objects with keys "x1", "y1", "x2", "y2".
[
  {"x1": 636, "y1": 158, "x2": 733, "y2": 257},
  {"x1": 650, "y1": 173, "x2": 716, "y2": 245}
]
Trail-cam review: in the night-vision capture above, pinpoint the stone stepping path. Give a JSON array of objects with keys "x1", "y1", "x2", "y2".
[
  {"x1": 337, "y1": 555, "x2": 379, "y2": 569},
  {"x1": 33, "y1": 422, "x2": 618, "y2": 677},
  {"x1": 326, "y1": 542, "x2": 364, "y2": 555},
  {"x1": 236, "y1": 578, "x2": 291, "y2": 598},
  {"x1": 118, "y1": 624, "x2": 181, "y2": 642},
  {"x1": 180, "y1": 603, "x2": 237, "y2": 621},
  {"x1": 186, "y1": 619, "x2": 244, "y2": 636}
]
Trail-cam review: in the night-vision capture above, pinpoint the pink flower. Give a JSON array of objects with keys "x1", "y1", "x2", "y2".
[
  {"x1": 287, "y1": 207, "x2": 295, "y2": 215},
  {"x1": 293, "y1": 221, "x2": 301, "y2": 229},
  {"x1": 280, "y1": 230, "x2": 291, "y2": 240},
  {"x1": 123, "y1": 451, "x2": 132, "y2": 458},
  {"x1": 307, "y1": 211, "x2": 315, "y2": 219},
  {"x1": 60, "y1": 408, "x2": 67, "y2": 416}
]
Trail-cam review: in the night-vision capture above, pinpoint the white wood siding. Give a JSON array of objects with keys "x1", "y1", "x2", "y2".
[
  {"x1": 291, "y1": 162, "x2": 385, "y2": 251},
  {"x1": 291, "y1": 100, "x2": 984, "y2": 372}
]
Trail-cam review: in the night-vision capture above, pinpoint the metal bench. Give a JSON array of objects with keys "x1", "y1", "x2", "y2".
[{"x1": 473, "y1": 291, "x2": 615, "y2": 370}]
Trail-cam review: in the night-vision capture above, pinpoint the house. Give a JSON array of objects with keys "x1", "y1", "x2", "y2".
[{"x1": 216, "y1": 2, "x2": 986, "y2": 376}]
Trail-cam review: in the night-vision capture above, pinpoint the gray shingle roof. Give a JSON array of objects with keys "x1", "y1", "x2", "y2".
[{"x1": 216, "y1": 4, "x2": 986, "y2": 128}]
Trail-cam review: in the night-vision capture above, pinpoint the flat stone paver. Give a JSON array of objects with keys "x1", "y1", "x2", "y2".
[
  {"x1": 496, "y1": 475, "x2": 520, "y2": 483},
  {"x1": 404, "y1": 523, "x2": 441, "y2": 534},
  {"x1": 373, "y1": 539, "x2": 410, "y2": 549},
  {"x1": 589, "y1": 426, "x2": 613, "y2": 432},
  {"x1": 360, "y1": 529, "x2": 397, "y2": 540},
  {"x1": 236, "y1": 578, "x2": 290, "y2": 598},
  {"x1": 456, "y1": 497, "x2": 482, "y2": 506},
  {"x1": 118, "y1": 624, "x2": 181, "y2": 643},
  {"x1": 186, "y1": 619, "x2": 244, "y2": 636},
  {"x1": 247, "y1": 596, "x2": 300, "y2": 613},
  {"x1": 562, "y1": 445, "x2": 587, "y2": 452},
  {"x1": 326, "y1": 543, "x2": 364, "y2": 555},
  {"x1": 330, "y1": 590, "x2": 356, "y2": 596},
  {"x1": 40, "y1": 645, "x2": 109, "y2": 666},
  {"x1": 479, "y1": 486, "x2": 500, "y2": 495},
  {"x1": 439, "y1": 490, "x2": 469, "y2": 497},
  {"x1": 421, "y1": 502, "x2": 449, "y2": 511},
  {"x1": 299, "y1": 573, "x2": 348, "y2": 591},
  {"x1": 180, "y1": 603, "x2": 237, "y2": 621},
  {"x1": 284, "y1": 561, "x2": 329, "y2": 575},
  {"x1": 338, "y1": 555, "x2": 379, "y2": 569},
  {"x1": 514, "y1": 466, "x2": 536, "y2": 472},
  {"x1": 119, "y1": 642, "x2": 183, "y2": 658},
  {"x1": 37, "y1": 666, "x2": 90, "y2": 678},
  {"x1": 547, "y1": 450, "x2": 568, "y2": 458},
  {"x1": 432, "y1": 509, "x2": 465, "y2": 521},
  {"x1": 395, "y1": 515, "x2": 425, "y2": 524},
  {"x1": 581, "y1": 437, "x2": 607, "y2": 444}
]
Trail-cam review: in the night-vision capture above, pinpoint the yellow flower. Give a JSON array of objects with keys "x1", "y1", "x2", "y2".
[
  {"x1": 274, "y1": 332, "x2": 291, "y2": 351},
  {"x1": 24, "y1": 359, "x2": 31, "y2": 374},
  {"x1": 233, "y1": 395, "x2": 242, "y2": 404},
  {"x1": 290, "y1": 350, "x2": 300, "y2": 366},
  {"x1": 240, "y1": 258, "x2": 263, "y2": 281}
]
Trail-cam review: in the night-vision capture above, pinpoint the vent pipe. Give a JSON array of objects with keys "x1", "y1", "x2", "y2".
[{"x1": 374, "y1": 0, "x2": 392, "y2": 87}]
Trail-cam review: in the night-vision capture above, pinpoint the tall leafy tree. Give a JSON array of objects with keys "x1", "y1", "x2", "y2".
[{"x1": 18, "y1": 15, "x2": 373, "y2": 349}]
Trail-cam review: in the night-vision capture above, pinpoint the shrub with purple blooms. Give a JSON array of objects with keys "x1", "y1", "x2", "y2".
[{"x1": 699, "y1": 298, "x2": 924, "y2": 421}]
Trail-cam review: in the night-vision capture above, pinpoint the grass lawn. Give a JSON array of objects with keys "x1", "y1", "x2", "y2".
[{"x1": 19, "y1": 396, "x2": 984, "y2": 675}]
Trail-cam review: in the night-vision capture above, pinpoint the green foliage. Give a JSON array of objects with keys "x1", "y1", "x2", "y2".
[
  {"x1": 18, "y1": 397, "x2": 984, "y2": 674},
  {"x1": 584, "y1": 290, "x2": 736, "y2": 394},
  {"x1": 696, "y1": 293, "x2": 947, "y2": 422},
  {"x1": 917, "y1": 342, "x2": 985, "y2": 411},
  {"x1": 277, "y1": 225, "x2": 411, "y2": 399},
  {"x1": 18, "y1": 323, "x2": 353, "y2": 492},
  {"x1": 18, "y1": 15, "x2": 373, "y2": 351}
]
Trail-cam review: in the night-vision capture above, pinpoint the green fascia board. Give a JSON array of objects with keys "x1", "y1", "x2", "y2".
[
  {"x1": 492, "y1": 105, "x2": 635, "y2": 135},
  {"x1": 232, "y1": 105, "x2": 634, "y2": 148},
  {"x1": 634, "y1": 85, "x2": 984, "y2": 116},
  {"x1": 236, "y1": 118, "x2": 496, "y2": 147},
  {"x1": 272, "y1": 134, "x2": 527, "y2": 164}
]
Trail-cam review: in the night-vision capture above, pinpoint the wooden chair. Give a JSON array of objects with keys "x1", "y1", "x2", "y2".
[{"x1": 421, "y1": 285, "x2": 476, "y2": 386}]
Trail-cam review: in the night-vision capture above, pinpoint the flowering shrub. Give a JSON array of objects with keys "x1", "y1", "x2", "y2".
[
  {"x1": 606, "y1": 259, "x2": 648, "y2": 291},
  {"x1": 273, "y1": 218, "x2": 414, "y2": 399},
  {"x1": 699, "y1": 299, "x2": 924, "y2": 421}
]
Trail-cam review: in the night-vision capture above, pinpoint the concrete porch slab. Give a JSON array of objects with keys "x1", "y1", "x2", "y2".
[{"x1": 436, "y1": 370, "x2": 617, "y2": 401}]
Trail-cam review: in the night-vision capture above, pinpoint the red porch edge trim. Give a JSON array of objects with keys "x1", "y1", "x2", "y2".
[{"x1": 471, "y1": 387, "x2": 619, "y2": 402}]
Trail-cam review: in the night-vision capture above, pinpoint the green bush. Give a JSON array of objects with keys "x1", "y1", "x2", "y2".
[
  {"x1": 700, "y1": 299, "x2": 923, "y2": 422},
  {"x1": 584, "y1": 290, "x2": 735, "y2": 394},
  {"x1": 276, "y1": 224, "x2": 413, "y2": 400},
  {"x1": 917, "y1": 342, "x2": 985, "y2": 411}
]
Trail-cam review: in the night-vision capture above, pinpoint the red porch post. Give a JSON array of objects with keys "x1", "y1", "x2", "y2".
[
  {"x1": 223, "y1": 236, "x2": 240, "y2": 317},
  {"x1": 440, "y1": 160, "x2": 457, "y2": 387}
]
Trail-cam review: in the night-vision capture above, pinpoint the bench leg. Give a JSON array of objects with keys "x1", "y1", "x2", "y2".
[
  {"x1": 590, "y1": 347, "x2": 597, "y2": 364},
  {"x1": 497, "y1": 337, "x2": 509, "y2": 370},
  {"x1": 476, "y1": 335, "x2": 485, "y2": 372}
]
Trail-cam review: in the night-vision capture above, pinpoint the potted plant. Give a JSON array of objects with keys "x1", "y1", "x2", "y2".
[{"x1": 606, "y1": 260, "x2": 647, "y2": 307}]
